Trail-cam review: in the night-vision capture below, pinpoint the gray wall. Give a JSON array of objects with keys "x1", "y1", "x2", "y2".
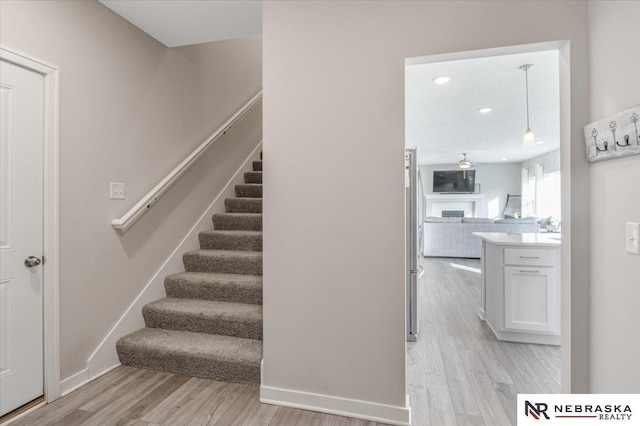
[
  {"x1": 263, "y1": 0, "x2": 590, "y2": 411},
  {"x1": 0, "y1": 0, "x2": 262, "y2": 380},
  {"x1": 588, "y1": 0, "x2": 640, "y2": 393},
  {"x1": 421, "y1": 163, "x2": 522, "y2": 218}
]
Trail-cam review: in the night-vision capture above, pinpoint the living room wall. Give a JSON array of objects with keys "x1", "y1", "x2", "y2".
[
  {"x1": 420, "y1": 162, "x2": 521, "y2": 219},
  {"x1": 521, "y1": 149, "x2": 560, "y2": 171}
]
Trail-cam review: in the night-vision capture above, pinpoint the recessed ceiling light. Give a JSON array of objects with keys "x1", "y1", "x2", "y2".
[
  {"x1": 433, "y1": 76, "x2": 450, "y2": 85},
  {"x1": 536, "y1": 140, "x2": 545, "y2": 144},
  {"x1": 501, "y1": 158, "x2": 507, "y2": 161},
  {"x1": 478, "y1": 107, "x2": 492, "y2": 114}
]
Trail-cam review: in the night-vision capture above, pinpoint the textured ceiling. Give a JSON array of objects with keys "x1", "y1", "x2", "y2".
[
  {"x1": 406, "y1": 50, "x2": 560, "y2": 165},
  {"x1": 99, "y1": 1, "x2": 262, "y2": 47}
]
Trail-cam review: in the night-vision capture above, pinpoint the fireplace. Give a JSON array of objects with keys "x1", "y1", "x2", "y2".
[
  {"x1": 442, "y1": 210, "x2": 465, "y2": 218},
  {"x1": 424, "y1": 193, "x2": 486, "y2": 218}
]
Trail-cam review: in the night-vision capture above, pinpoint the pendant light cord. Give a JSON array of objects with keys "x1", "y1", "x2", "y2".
[{"x1": 525, "y1": 67, "x2": 530, "y2": 129}]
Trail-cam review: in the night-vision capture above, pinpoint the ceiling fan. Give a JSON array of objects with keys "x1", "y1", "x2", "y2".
[{"x1": 458, "y1": 153, "x2": 474, "y2": 169}]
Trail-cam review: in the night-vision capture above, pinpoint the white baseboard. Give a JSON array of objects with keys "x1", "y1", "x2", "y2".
[
  {"x1": 260, "y1": 386, "x2": 411, "y2": 426},
  {"x1": 85, "y1": 142, "x2": 263, "y2": 379},
  {"x1": 59, "y1": 368, "x2": 89, "y2": 397},
  {"x1": 58, "y1": 363, "x2": 120, "y2": 400}
]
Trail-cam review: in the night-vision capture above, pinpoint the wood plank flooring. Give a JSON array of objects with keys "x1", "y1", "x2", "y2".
[
  {"x1": 407, "y1": 257, "x2": 560, "y2": 426},
  {"x1": 12, "y1": 367, "x2": 388, "y2": 426},
  {"x1": 13, "y1": 256, "x2": 558, "y2": 426}
]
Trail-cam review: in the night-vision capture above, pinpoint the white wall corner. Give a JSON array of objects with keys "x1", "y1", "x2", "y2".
[
  {"x1": 84, "y1": 142, "x2": 263, "y2": 380},
  {"x1": 259, "y1": 385, "x2": 411, "y2": 426}
]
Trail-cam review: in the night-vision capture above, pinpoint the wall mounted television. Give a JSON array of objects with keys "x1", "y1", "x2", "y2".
[{"x1": 433, "y1": 170, "x2": 476, "y2": 193}]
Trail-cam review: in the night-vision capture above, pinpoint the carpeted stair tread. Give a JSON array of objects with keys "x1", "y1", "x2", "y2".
[
  {"x1": 143, "y1": 298, "x2": 262, "y2": 340},
  {"x1": 244, "y1": 171, "x2": 262, "y2": 184},
  {"x1": 117, "y1": 155, "x2": 265, "y2": 384},
  {"x1": 235, "y1": 184, "x2": 262, "y2": 198},
  {"x1": 212, "y1": 212, "x2": 262, "y2": 231},
  {"x1": 183, "y1": 249, "x2": 262, "y2": 275},
  {"x1": 165, "y1": 272, "x2": 262, "y2": 304},
  {"x1": 224, "y1": 197, "x2": 262, "y2": 213},
  {"x1": 116, "y1": 328, "x2": 261, "y2": 384},
  {"x1": 199, "y1": 229, "x2": 262, "y2": 251}
]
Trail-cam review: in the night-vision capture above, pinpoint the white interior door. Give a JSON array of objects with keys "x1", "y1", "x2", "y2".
[{"x1": 0, "y1": 59, "x2": 45, "y2": 416}]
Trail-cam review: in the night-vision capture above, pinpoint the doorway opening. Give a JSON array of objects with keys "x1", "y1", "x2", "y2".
[{"x1": 404, "y1": 41, "x2": 569, "y2": 425}]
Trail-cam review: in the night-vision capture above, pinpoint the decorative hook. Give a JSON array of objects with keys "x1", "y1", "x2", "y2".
[
  {"x1": 596, "y1": 141, "x2": 609, "y2": 155},
  {"x1": 631, "y1": 113, "x2": 639, "y2": 146},
  {"x1": 610, "y1": 121, "x2": 618, "y2": 151},
  {"x1": 592, "y1": 128, "x2": 608, "y2": 155}
]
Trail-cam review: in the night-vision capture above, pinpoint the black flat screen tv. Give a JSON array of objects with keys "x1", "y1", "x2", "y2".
[{"x1": 433, "y1": 170, "x2": 476, "y2": 193}]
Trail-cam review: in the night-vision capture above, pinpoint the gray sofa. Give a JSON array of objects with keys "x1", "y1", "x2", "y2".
[{"x1": 422, "y1": 217, "x2": 540, "y2": 258}]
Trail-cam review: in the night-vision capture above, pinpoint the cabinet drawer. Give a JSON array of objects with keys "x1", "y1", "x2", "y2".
[{"x1": 504, "y1": 248, "x2": 556, "y2": 267}]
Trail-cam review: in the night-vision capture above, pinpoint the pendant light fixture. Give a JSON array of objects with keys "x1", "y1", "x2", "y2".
[{"x1": 520, "y1": 64, "x2": 535, "y2": 147}]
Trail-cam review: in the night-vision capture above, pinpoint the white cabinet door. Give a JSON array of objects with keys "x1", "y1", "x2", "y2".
[
  {"x1": 479, "y1": 241, "x2": 486, "y2": 319},
  {"x1": 504, "y1": 266, "x2": 557, "y2": 334},
  {"x1": 0, "y1": 59, "x2": 45, "y2": 416}
]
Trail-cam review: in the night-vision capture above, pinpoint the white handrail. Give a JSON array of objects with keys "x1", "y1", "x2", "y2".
[{"x1": 111, "y1": 91, "x2": 262, "y2": 234}]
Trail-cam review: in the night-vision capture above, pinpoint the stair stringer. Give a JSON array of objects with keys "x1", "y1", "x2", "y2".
[{"x1": 85, "y1": 142, "x2": 263, "y2": 382}]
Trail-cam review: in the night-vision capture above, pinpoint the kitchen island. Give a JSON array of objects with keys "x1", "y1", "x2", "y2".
[{"x1": 473, "y1": 232, "x2": 561, "y2": 345}]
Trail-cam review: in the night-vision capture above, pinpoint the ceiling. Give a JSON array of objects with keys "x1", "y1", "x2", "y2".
[
  {"x1": 99, "y1": 1, "x2": 262, "y2": 47},
  {"x1": 406, "y1": 50, "x2": 560, "y2": 165}
]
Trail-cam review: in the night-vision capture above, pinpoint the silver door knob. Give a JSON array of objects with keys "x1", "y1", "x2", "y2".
[{"x1": 24, "y1": 256, "x2": 42, "y2": 267}]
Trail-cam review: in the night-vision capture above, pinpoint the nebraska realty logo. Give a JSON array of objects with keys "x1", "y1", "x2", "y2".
[{"x1": 518, "y1": 394, "x2": 640, "y2": 425}]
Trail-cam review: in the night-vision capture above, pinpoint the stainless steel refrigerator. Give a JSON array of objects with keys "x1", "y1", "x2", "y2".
[{"x1": 405, "y1": 147, "x2": 424, "y2": 342}]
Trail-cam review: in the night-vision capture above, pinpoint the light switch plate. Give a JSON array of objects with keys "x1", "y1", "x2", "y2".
[
  {"x1": 110, "y1": 182, "x2": 125, "y2": 200},
  {"x1": 626, "y1": 222, "x2": 639, "y2": 255}
]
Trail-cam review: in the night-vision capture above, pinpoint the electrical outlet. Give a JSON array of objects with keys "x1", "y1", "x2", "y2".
[
  {"x1": 110, "y1": 182, "x2": 125, "y2": 200},
  {"x1": 626, "y1": 222, "x2": 639, "y2": 255}
]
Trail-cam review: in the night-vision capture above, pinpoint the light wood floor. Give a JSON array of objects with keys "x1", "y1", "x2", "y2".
[
  {"x1": 13, "y1": 257, "x2": 558, "y2": 426},
  {"x1": 12, "y1": 366, "x2": 388, "y2": 426},
  {"x1": 408, "y1": 257, "x2": 560, "y2": 426}
]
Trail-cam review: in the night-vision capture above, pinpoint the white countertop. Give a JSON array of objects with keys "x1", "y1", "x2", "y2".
[{"x1": 472, "y1": 232, "x2": 561, "y2": 247}]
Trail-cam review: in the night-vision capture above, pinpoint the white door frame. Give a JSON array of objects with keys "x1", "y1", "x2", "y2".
[
  {"x1": 1, "y1": 46, "x2": 60, "y2": 403},
  {"x1": 406, "y1": 39, "x2": 576, "y2": 392}
]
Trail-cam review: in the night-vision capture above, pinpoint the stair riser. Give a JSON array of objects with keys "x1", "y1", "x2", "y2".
[
  {"x1": 183, "y1": 254, "x2": 262, "y2": 275},
  {"x1": 199, "y1": 232, "x2": 262, "y2": 251},
  {"x1": 165, "y1": 279, "x2": 262, "y2": 305},
  {"x1": 224, "y1": 198, "x2": 262, "y2": 213},
  {"x1": 116, "y1": 344, "x2": 260, "y2": 384},
  {"x1": 235, "y1": 185, "x2": 262, "y2": 198},
  {"x1": 244, "y1": 172, "x2": 262, "y2": 184},
  {"x1": 143, "y1": 308, "x2": 263, "y2": 340},
  {"x1": 212, "y1": 215, "x2": 262, "y2": 231},
  {"x1": 252, "y1": 161, "x2": 262, "y2": 171}
]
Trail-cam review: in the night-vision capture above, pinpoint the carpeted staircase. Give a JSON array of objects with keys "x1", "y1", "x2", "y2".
[{"x1": 116, "y1": 155, "x2": 263, "y2": 384}]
